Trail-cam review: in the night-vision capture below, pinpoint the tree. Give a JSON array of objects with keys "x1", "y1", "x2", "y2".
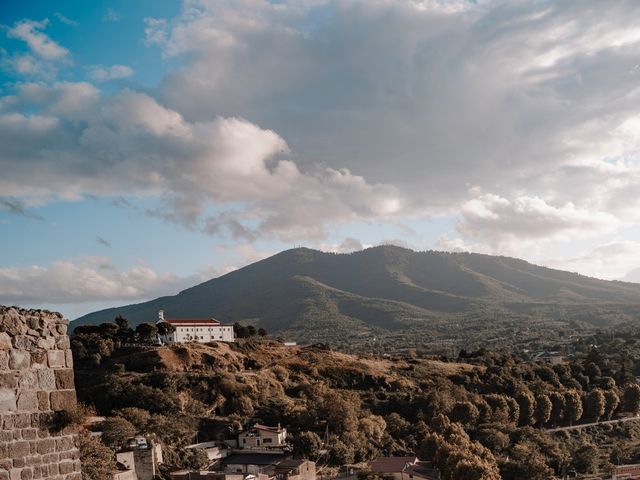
[
  {"x1": 100, "y1": 417, "x2": 137, "y2": 450},
  {"x1": 258, "y1": 328, "x2": 267, "y2": 337},
  {"x1": 623, "y1": 383, "x2": 640, "y2": 415},
  {"x1": 604, "y1": 390, "x2": 620, "y2": 420},
  {"x1": 292, "y1": 431, "x2": 322, "y2": 459},
  {"x1": 533, "y1": 394, "x2": 552, "y2": 426},
  {"x1": 79, "y1": 432, "x2": 114, "y2": 480},
  {"x1": 572, "y1": 442, "x2": 599, "y2": 474},
  {"x1": 135, "y1": 323, "x2": 159, "y2": 344},
  {"x1": 450, "y1": 401, "x2": 480, "y2": 426},
  {"x1": 330, "y1": 438, "x2": 354, "y2": 465},
  {"x1": 114, "y1": 315, "x2": 129, "y2": 330},
  {"x1": 185, "y1": 448, "x2": 209, "y2": 469},
  {"x1": 515, "y1": 390, "x2": 536, "y2": 426},
  {"x1": 156, "y1": 321, "x2": 176, "y2": 338},
  {"x1": 564, "y1": 390, "x2": 583, "y2": 426},
  {"x1": 549, "y1": 391, "x2": 565, "y2": 427},
  {"x1": 585, "y1": 389, "x2": 606, "y2": 421}
]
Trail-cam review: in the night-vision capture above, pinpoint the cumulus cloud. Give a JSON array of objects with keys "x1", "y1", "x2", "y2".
[
  {"x1": 6, "y1": 1, "x2": 640, "y2": 261},
  {"x1": 143, "y1": 1, "x2": 640, "y2": 235},
  {"x1": 0, "y1": 85, "x2": 402, "y2": 239},
  {"x1": 3, "y1": 19, "x2": 71, "y2": 78},
  {"x1": 456, "y1": 193, "x2": 622, "y2": 252},
  {"x1": 7, "y1": 19, "x2": 69, "y2": 61},
  {"x1": 88, "y1": 64, "x2": 134, "y2": 82},
  {"x1": 0, "y1": 257, "x2": 208, "y2": 304},
  {"x1": 545, "y1": 241, "x2": 640, "y2": 281}
]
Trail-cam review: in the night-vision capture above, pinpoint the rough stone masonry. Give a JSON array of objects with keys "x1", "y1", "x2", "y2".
[{"x1": 0, "y1": 306, "x2": 81, "y2": 480}]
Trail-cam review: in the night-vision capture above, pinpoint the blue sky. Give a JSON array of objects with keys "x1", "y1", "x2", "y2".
[{"x1": 3, "y1": 0, "x2": 640, "y2": 319}]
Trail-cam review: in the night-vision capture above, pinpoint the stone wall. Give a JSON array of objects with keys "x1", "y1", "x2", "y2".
[{"x1": 0, "y1": 306, "x2": 82, "y2": 480}]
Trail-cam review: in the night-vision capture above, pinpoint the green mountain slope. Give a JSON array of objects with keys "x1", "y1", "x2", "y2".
[{"x1": 74, "y1": 246, "x2": 640, "y2": 340}]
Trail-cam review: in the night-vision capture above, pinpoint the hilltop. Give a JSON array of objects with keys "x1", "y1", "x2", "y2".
[{"x1": 74, "y1": 246, "x2": 640, "y2": 348}]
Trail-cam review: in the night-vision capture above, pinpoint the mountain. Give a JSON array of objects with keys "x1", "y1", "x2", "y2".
[{"x1": 74, "y1": 246, "x2": 640, "y2": 345}]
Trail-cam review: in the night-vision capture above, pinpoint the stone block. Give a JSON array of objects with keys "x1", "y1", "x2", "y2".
[
  {"x1": 17, "y1": 371, "x2": 37, "y2": 390},
  {"x1": 36, "y1": 369, "x2": 55, "y2": 390},
  {"x1": 58, "y1": 461, "x2": 74, "y2": 474},
  {"x1": 0, "y1": 332, "x2": 12, "y2": 349},
  {"x1": 17, "y1": 391, "x2": 38, "y2": 411},
  {"x1": 54, "y1": 337, "x2": 70, "y2": 350},
  {"x1": 19, "y1": 468, "x2": 32, "y2": 480},
  {"x1": 0, "y1": 351, "x2": 9, "y2": 370},
  {"x1": 36, "y1": 438, "x2": 55, "y2": 454},
  {"x1": 49, "y1": 391, "x2": 76, "y2": 412},
  {"x1": 64, "y1": 350, "x2": 73, "y2": 369},
  {"x1": 9, "y1": 440, "x2": 30, "y2": 458},
  {"x1": 8, "y1": 469, "x2": 20, "y2": 480},
  {"x1": 9, "y1": 351, "x2": 30, "y2": 370},
  {"x1": 13, "y1": 413, "x2": 30, "y2": 428},
  {"x1": 54, "y1": 370, "x2": 74, "y2": 390},
  {"x1": 36, "y1": 337, "x2": 54, "y2": 350},
  {"x1": 55, "y1": 437, "x2": 74, "y2": 451},
  {"x1": 36, "y1": 391, "x2": 49, "y2": 411},
  {"x1": 0, "y1": 372, "x2": 18, "y2": 389},
  {"x1": 46, "y1": 351, "x2": 65, "y2": 368},
  {"x1": 29, "y1": 351, "x2": 47, "y2": 369},
  {"x1": 13, "y1": 336, "x2": 37, "y2": 350},
  {"x1": 0, "y1": 388, "x2": 17, "y2": 411}
]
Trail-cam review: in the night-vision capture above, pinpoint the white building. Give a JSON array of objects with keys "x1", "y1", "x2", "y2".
[
  {"x1": 157, "y1": 310, "x2": 235, "y2": 344},
  {"x1": 238, "y1": 424, "x2": 288, "y2": 450}
]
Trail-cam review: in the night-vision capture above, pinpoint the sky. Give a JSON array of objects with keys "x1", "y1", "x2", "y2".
[{"x1": 3, "y1": 0, "x2": 640, "y2": 319}]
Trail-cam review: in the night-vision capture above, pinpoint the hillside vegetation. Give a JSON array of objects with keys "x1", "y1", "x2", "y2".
[
  {"x1": 72, "y1": 327, "x2": 640, "y2": 480},
  {"x1": 74, "y1": 246, "x2": 640, "y2": 348}
]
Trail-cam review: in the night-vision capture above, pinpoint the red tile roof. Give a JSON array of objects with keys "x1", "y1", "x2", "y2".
[{"x1": 165, "y1": 318, "x2": 221, "y2": 325}]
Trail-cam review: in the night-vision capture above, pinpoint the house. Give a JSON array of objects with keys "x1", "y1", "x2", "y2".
[
  {"x1": 238, "y1": 424, "x2": 288, "y2": 450},
  {"x1": 186, "y1": 441, "x2": 229, "y2": 461},
  {"x1": 222, "y1": 454, "x2": 315, "y2": 480},
  {"x1": 613, "y1": 463, "x2": 640, "y2": 479},
  {"x1": 115, "y1": 442, "x2": 164, "y2": 480},
  {"x1": 157, "y1": 310, "x2": 235, "y2": 344},
  {"x1": 170, "y1": 472, "x2": 268, "y2": 480},
  {"x1": 222, "y1": 453, "x2": 288, "y2": 475},
  {"x1": 369, "y1": 457, "x2": 440, "y2": 480},
  {"x1": 268, "y1": 459, "x2": 316, "y2": 480}
]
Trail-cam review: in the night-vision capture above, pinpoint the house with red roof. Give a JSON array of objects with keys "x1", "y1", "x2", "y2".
[{"x1": 157, "y1": 310, "x2": 235, "y2": 344}]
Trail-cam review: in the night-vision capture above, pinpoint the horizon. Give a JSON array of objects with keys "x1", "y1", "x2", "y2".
[{"x1": 3, "y1": 1, "x2": 640, "y2": 320}]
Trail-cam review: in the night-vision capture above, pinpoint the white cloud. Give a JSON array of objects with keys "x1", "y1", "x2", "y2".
[
  {"x1": 456, "y1": 192, "x2": 622, "y2": 252},
  {"x1": 0, "y1": 257, "x2": 208, "y2": 304},
  {"x1": 88, "y1": 65, "x2": 134, "y2": 82},
  {"x1": 54, "y1": 13, "x2": 78, "y2": 27},
  {"x1": 103, "y1": 9, "x2": 121, "y2": 23},
  {"x1": 7, "y1": 19, "x2": 69, "y2": 61},
  {"x1": 0, "y1": 86, "x2": 402, "y2": 239},
  {"x1": 545, "y1": 241, "x2": 640, "y2": 281}
]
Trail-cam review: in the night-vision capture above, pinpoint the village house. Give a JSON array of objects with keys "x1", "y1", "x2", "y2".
[
  {"x1": 222, "y1": 453, "x2": 287, "y2": 475},
  {"x1": 238, "y1": 424, "x2": 288, "y2": 450},
  {"x1": 368, "y1": 457, "x2": 440, "y2": 480},
  {"x1": 157, "y1": 310, "x2": 235, "y2": 344}
]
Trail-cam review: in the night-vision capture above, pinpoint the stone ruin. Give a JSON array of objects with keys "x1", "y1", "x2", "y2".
[{"x1": 0, "y1": 306, "x2": 82, "y2": 479}]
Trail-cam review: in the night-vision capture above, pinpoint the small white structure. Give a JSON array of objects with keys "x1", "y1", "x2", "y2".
[
  {"x1": 157, "y1": 310, "x2": 235, "y2": 344},
  {"x1": 238, "y1": 424, "x2": 287, "y2": 449}
]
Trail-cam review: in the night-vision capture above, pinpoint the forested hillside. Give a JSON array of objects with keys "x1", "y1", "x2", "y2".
[{"x1": 74, "y1": 246, "x2": 640, "y2": 348}]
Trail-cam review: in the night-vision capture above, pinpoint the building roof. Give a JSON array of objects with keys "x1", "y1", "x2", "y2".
[
  {"x1": 369, "y1": 457, "x2": 419, "y2": 474},
  {"x1": 164, "y1": 318, "x2": 221, "y2": 326},
  {"x1": 252, "y1": 424, "x2": 285, "y2": 433},
  {"x1": 223, "y1": 453, "x2": 287, "y2": 466}
]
